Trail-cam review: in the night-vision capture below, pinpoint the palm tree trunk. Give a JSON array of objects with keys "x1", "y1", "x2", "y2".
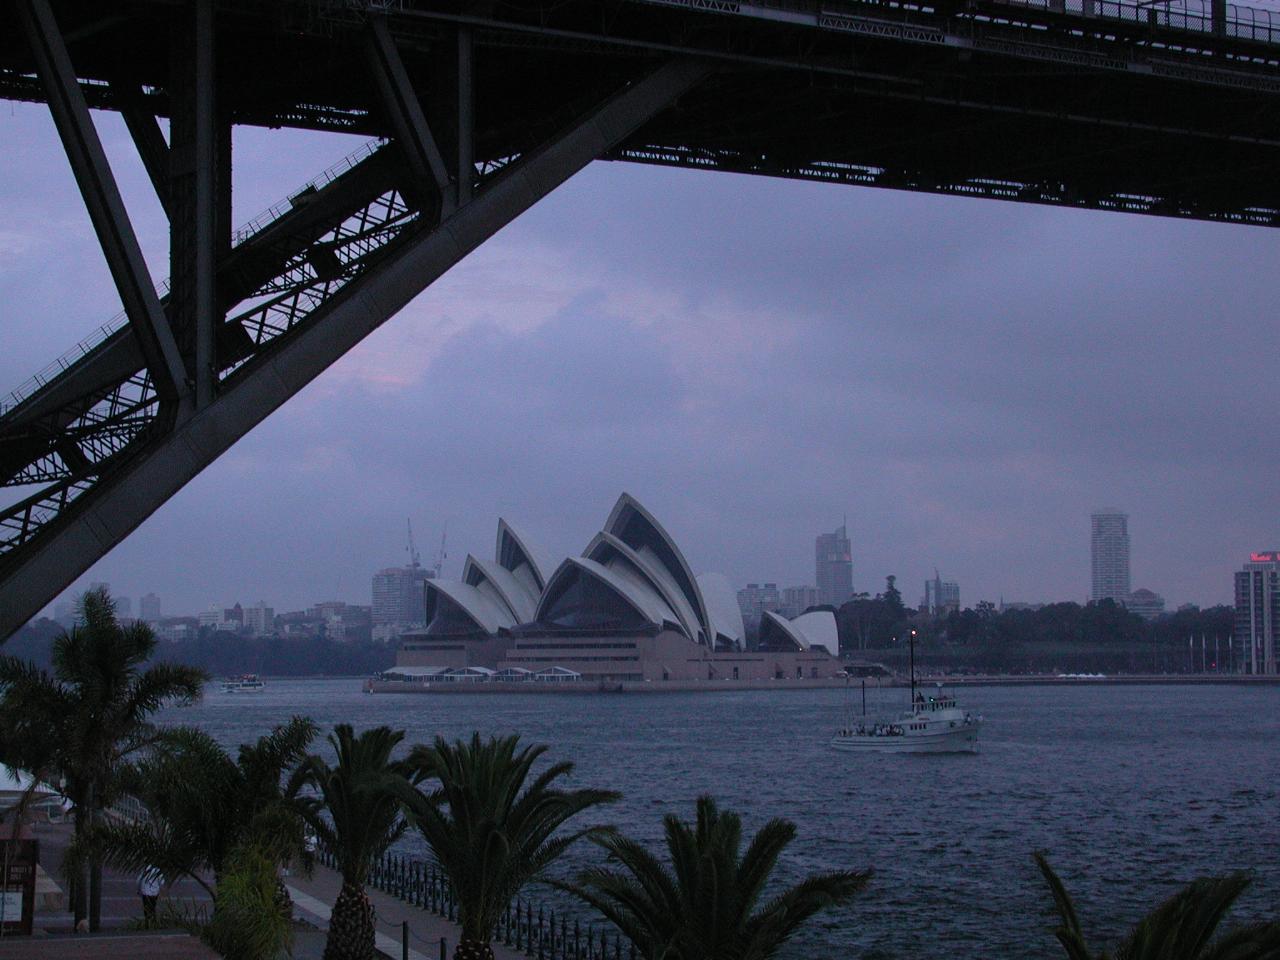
[
  {"x1": 453, "y1": 939, "x2": 495, "y2": 960},
  {"x1": 87, "y1": 782, "x2": 101, "y2": 931},
  {"x1": 323, "y1": 881, "x2": 375, "y2": 960},
  {"x1": 89, "y1": 862, "x2": 102, "y2": 931},
  {"x1": 71, "y1": 801, "x2": 88, "y2": 928}
]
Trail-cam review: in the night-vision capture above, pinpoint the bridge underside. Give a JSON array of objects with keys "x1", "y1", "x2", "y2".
[{"x1": 2, "y1": 0, "x2": 1279, "y2": 636}]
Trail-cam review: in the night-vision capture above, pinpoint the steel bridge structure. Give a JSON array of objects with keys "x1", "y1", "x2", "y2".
[{"x1": 2, "y1": 0, "x2": 1279, "y2": 637}]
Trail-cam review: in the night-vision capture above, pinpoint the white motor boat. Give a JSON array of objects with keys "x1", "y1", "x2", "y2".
[
  {"x1": 830, "y1": 630, "x2": 981, "y2": 753},
  {"x1": 830, "y1": 688, "x2": 981, "y2": 753},
  {"x1": 221, "y1": 674, "x2": 265, "y2": 693}
]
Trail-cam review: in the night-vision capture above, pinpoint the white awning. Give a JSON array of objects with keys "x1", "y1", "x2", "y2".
[{"x1": 383, "y1": 666, "x2": 450, "y2": 677}]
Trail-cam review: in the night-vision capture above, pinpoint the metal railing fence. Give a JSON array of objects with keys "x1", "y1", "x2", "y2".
[{"x1": 316, "y1": 846, "x2": 638, "y2": 960}]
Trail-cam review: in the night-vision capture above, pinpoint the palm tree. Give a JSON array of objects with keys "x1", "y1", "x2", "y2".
[
  {"x1": 289, "y1": 724, "x2": 412, "y2": 960},
  {"x1": 560, "y1": 795, "x2": 869, "y2": 960},
  {"x1": 400, "y1": 733, "x2": 619, "y2": 960},
  {"x1": 0, "y1": 587, "x2": 206, "y2": 930},
  {"x1": 84, "y1": 716, "x2": 318, "y2": 894},
  {"x1": 1034, "y1": 852, "x2": 1280, "y2": 960}
]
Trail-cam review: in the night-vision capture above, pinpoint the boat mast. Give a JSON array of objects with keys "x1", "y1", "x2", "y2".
[{"x1": 908, "y1": 627, "x2": 917, "y2": 705}]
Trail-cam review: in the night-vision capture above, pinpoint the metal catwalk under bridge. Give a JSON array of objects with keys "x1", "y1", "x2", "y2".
[{"x1": 3, "y1": 0, "x2": 1280, "y2": 636}]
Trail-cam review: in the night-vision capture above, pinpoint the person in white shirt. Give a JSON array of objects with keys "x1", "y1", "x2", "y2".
[{"x1": 137, "y1": 866, "x2": 163, "y2": 923}]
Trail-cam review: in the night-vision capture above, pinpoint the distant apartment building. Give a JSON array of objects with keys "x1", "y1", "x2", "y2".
[
  {"x1": 372, "y1": 564, "x2": 432, "y2": 638},
  {"x1": 1235, "y1": 551, "x2": 1280, "y2": 675},
  {"x1": 139, "y1": 593, "x2": 162, "y2": 622},
  {"x1": 815, "y1": 524, "x2": 853, "y2": 606},
  {"x1": 305, "y1": 601, "x2": 372, "y2": 642},
  {"x1": 157, "y1": 619, "x2": 197, "y2": 643},
  {"x1": 924, "y1": 571, "x2": 960, "y2": 617},
  {"x1": 779, "y1": 585, "x2": 820, "y2": 619},
  {"x1": 736, "y1": 583, "x2": 781, "y2": 625},
  {"x1": 198, "y1": 604, "x2": 242, "y2": 632},
  {"x1": 1090, "y1": 509, "x2": 1131, "y2": 602},
  {"x1": 1123, "y1": 588, "x2": 1166, "y2": 620},
  {"x1": 243, "y1": 601, "x2": 275, "y2": 637},
  {"x1": 308, "y1": 600, "x2": 350, "y2": 621}
]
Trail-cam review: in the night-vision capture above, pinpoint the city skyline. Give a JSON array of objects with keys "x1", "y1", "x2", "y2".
[
  {"x1": 49, "y1": 508, "x2": 1250, "y2": 621},
  {"x1": 5, "y1": 107, "x2": 1276, "y2": 618}
]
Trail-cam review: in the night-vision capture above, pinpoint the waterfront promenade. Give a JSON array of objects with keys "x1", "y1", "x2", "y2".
[
  {"x1": 285, "y1": 862, "x2": 524, "y2": 960},
  {"x1": 23, "y1": 818, "x2": 516, "y2": 960}
]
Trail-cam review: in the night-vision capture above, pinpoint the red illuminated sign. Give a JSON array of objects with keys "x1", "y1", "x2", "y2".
[{"x1": 1250, "y1": 551, "x2": 1280, "y2": 562}]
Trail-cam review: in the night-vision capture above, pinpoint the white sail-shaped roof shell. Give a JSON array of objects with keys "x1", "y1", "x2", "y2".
[
  {"x1": 759, "y1": 609, "x2": 838, "y2": 654},
  {"x1": 792, "y1": 610, "x2": 839, "y2": 654},
  {"x1": 604, "y1": 493, "x2": 712, "y2": 645},
  {"x1": 697, "y1": 572, "x2": 745, "y2": 651},
  {"x1": 424, "y1": 578, "x2": 517, "y2": 635},
  {"x1": 760, "y1": 610, "x2": 807, "y2": 650},
  {"x1": 496, "y1": 519, "x2": 553, "y2": 595},
  {"x1": 462, "y1": 555, "x2": 538, "y2": 624},
  {"x1": 584, "y1": 532, "x2": 700, "y2": 643},
  {"x1": 535, "y1": 556, "x2": 679, "y2": 629}
]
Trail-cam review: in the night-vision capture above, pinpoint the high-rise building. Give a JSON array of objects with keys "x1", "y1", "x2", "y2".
[
  {"x1": 779, "y1": 585, "x2": 820, "y2": 618},
  {"x1": 1090, "y1": 509, "x2": 1130, "y2": 602},
  {"x1": 243, "y1": 601, "x2": 275, "y2": 637},
  {"x1": 372, "y1": 565, "x2": 432, "y2": 635},
  {"x1": 736, "y1": 583, "x2": 781, "y2": 625},
  {"x1": 139, "y1": 593, "x2": 161, "y2": 622},
  {"x1": 924, "y1": 571, "x2": 960, "y2": 617},
  {"x1": 1235, "y1": 551, "x2": 1280, "y2": 675},
  {"x1": 815, "y1": 524, "x2": 853, "y2": 606}
]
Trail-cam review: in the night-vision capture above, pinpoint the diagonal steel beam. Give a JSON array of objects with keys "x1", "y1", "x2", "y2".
[
  {"x1": 0, "y1": 56, "x2": 710, "y2": 638},
  {"x1": 116, "y1": 84, "x2": 173, "y2": 220},
  {"x1": 366, "y1": 13, "x2": 452, "y2": 204},
  {"x1": 0, "y1": 146, "x2": 398, "y2": 443},
  {"x1": 15, "y1": 0, "x2": 188, "y2": 406}
]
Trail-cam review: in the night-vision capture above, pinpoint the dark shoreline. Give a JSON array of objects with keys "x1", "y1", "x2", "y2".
[{"x1": 360, "y1": 673, "x2": 1279, "y2": 694}]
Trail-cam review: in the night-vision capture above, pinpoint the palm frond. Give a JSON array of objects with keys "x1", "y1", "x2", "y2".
[
  {"x1": 1115, "y1": 873, "x2": 1253, "y2": 960},
  {"x1": 564, "y1": 796, "x2": 867, "y2": 960}
]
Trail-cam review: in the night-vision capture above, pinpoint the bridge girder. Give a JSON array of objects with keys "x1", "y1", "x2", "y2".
[
  {"x1": 0, "y1": 3, "x2": 709, "y2": 634},
  {"x1": 3, "y1": 0, "x2": 1280, "y2": 636}
]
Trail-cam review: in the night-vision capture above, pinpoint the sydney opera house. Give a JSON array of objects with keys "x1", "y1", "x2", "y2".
[{"x1": 378, "y1": 493, "x2": 842, "y2": 689}]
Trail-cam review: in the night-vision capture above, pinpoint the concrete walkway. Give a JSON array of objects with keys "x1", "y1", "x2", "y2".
[
  {"x1": 28, "y1": 820, "x2": 212, "y2": 933},
  {"x1": 284, "y1": 863, "x2": 524, "y2": 960}
]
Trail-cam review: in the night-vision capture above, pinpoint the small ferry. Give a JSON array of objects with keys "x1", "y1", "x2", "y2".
[
  {"x1": 831, "y1": 631, "x2": 981, "y2": 754},
  {"x1": 221, "y1": 674, "x2": 265, "y2": 693},
  {"x1": 831, "y1": 687, "x2": 982, "y2": 753}
]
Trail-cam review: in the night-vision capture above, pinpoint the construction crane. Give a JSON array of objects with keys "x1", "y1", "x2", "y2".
[
  {"x1": 406, "y1": 519, "x2": 421, "y2": 570},
  {"x1": 433, "y1": 524, "x2": 447, "y2": 579}
]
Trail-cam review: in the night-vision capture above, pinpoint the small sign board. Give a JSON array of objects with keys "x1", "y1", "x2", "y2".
[{"x1": 0, "y1": 839, "x2": 37, "y2": 935}]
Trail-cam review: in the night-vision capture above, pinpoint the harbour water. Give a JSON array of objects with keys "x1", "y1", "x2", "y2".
[{"x1": 164, "y1": 680, "x2": 1280, "y2": 959}]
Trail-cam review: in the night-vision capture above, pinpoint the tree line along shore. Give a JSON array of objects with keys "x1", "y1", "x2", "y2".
[{"x1": 8, "y1": 578, "x2": 1238, "y2": 680}]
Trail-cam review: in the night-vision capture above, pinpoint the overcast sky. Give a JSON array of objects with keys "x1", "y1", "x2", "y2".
[{"x1": 3, "y1": 100, "x2": 1276, "y2": 617}]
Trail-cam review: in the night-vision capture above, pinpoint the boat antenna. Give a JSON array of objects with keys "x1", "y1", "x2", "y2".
[{"x1": 908, "y1": 627, "x2": 917, "y2": 706}]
